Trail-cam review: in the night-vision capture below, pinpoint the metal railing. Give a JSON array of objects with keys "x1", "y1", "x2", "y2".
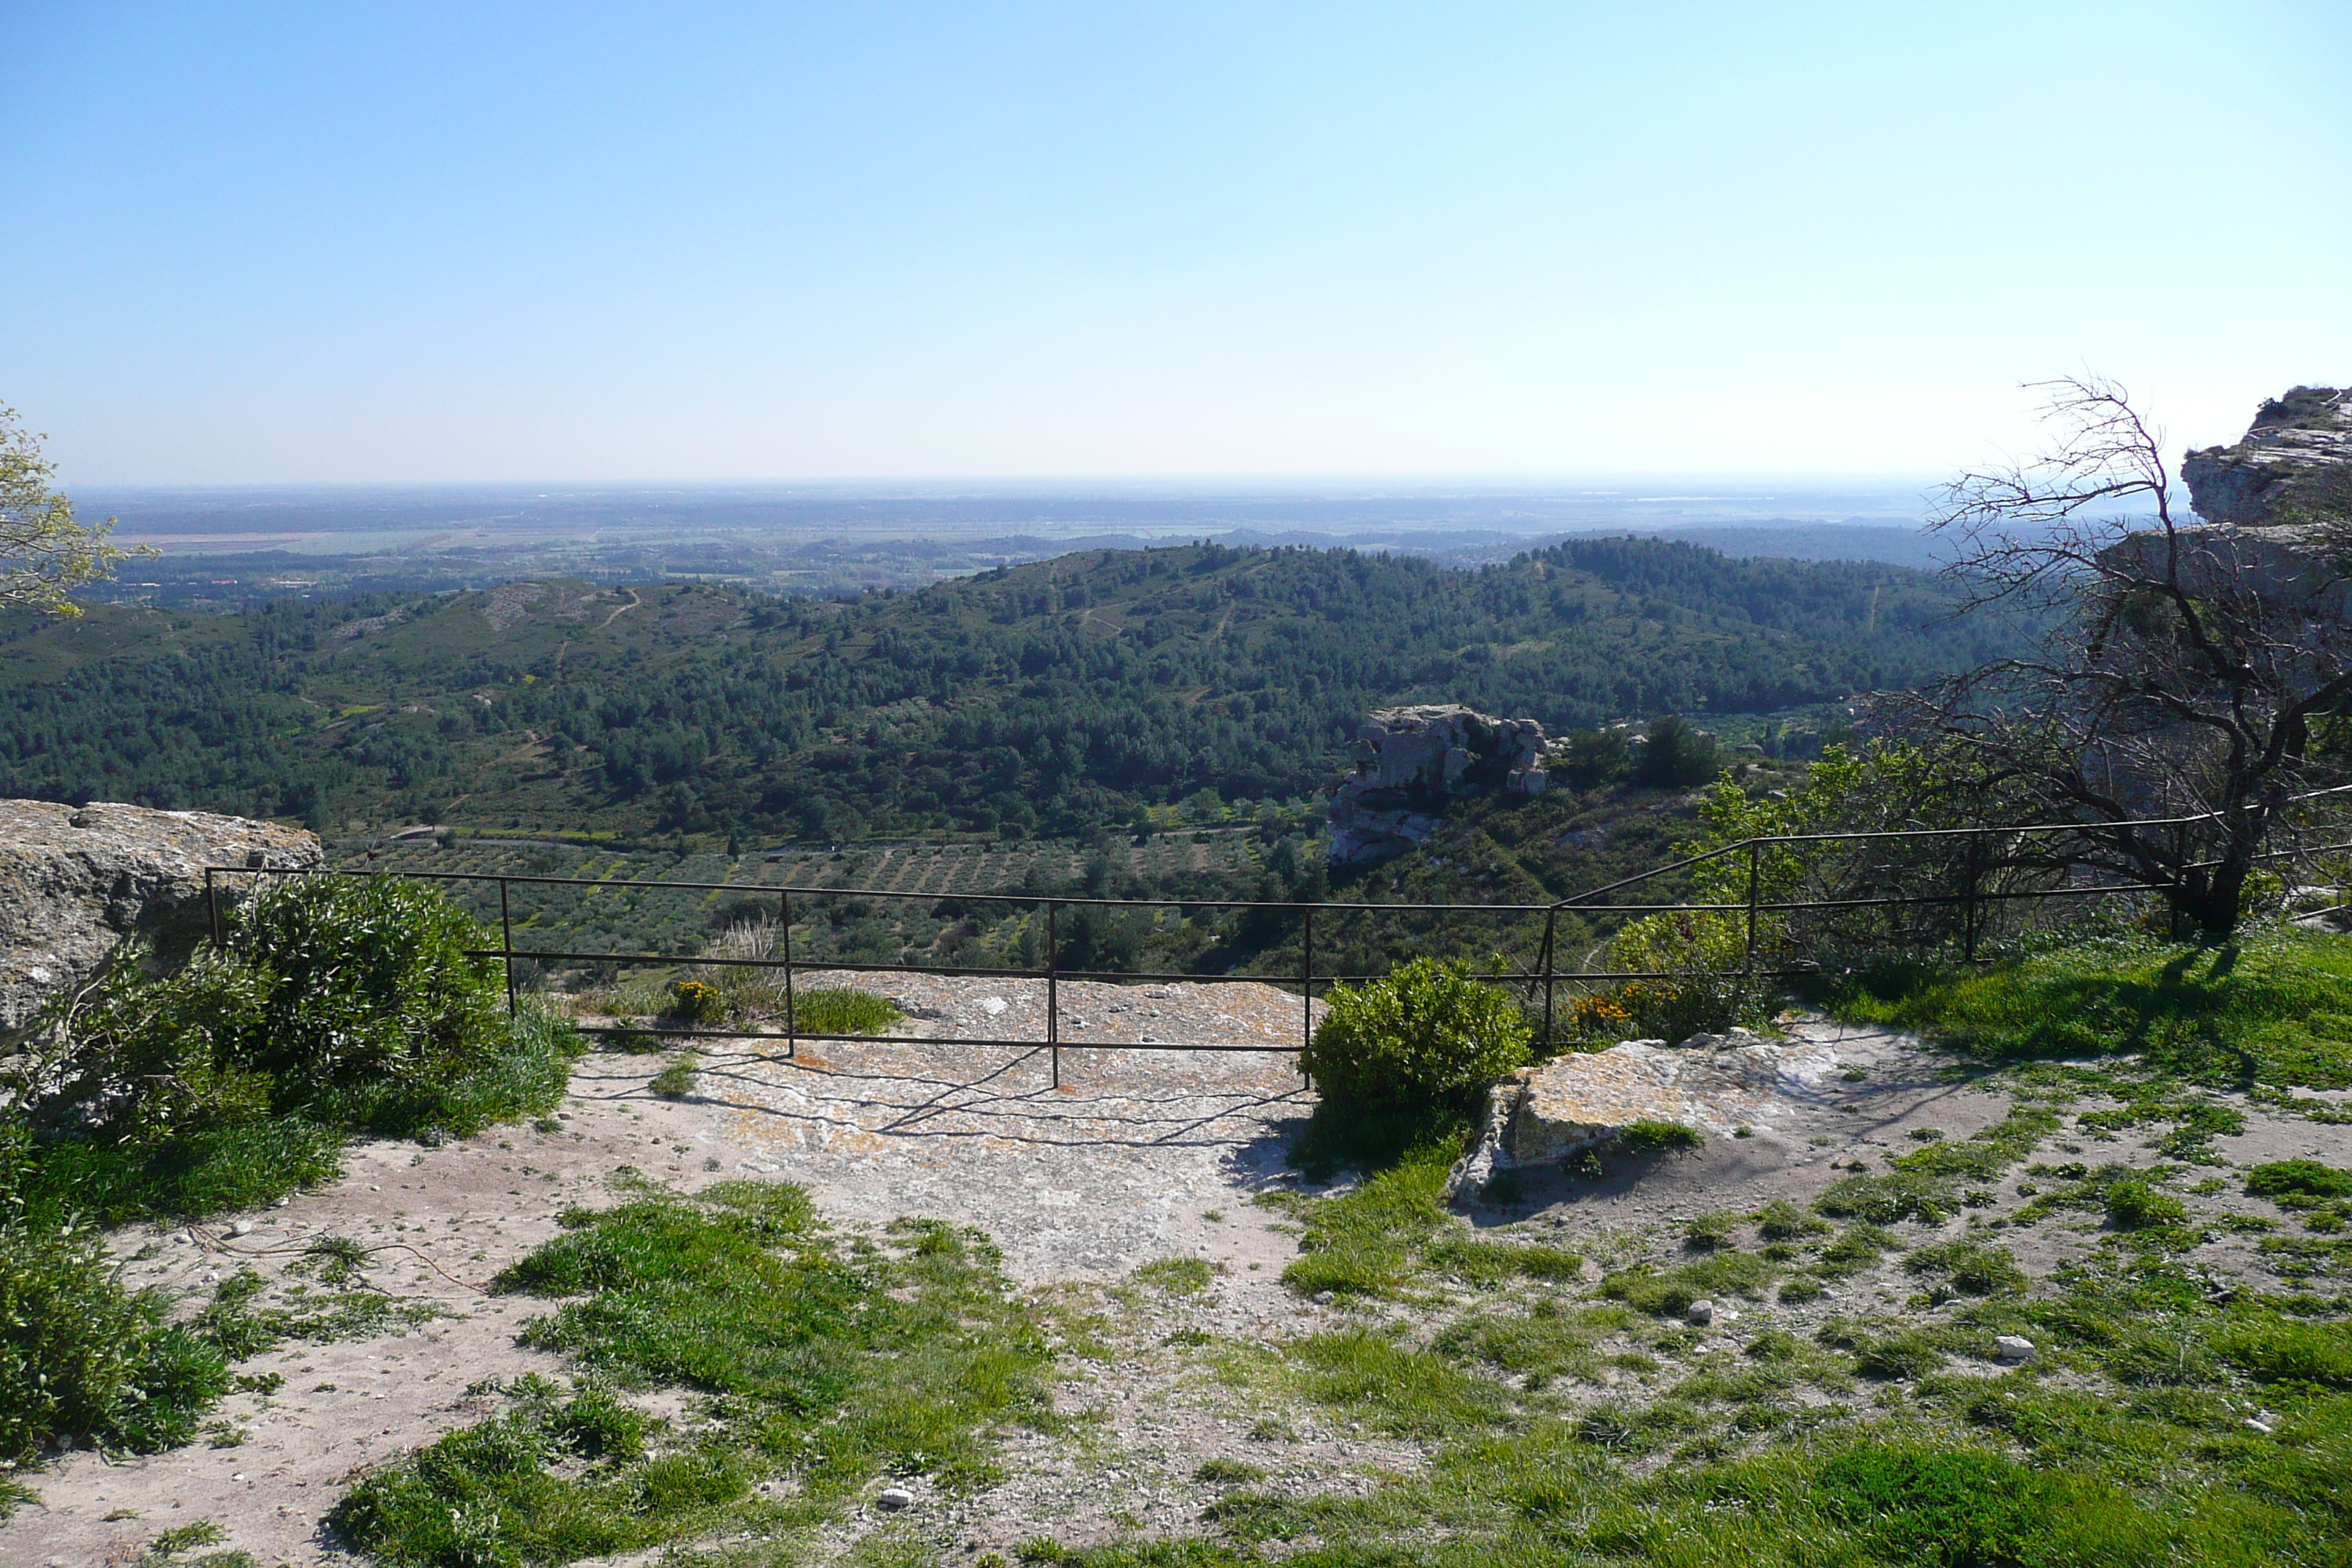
[{"x1": 203, "y1": 802, "x2": 2352, "y2": 1077}]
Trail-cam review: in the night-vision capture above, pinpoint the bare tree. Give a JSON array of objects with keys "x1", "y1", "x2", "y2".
[
  {"x1": 0, "y1": 403, "x2": 137, "y2": 616},
  {"x1": 1897, "y1": 375, "x2": 2352, "y2": 939}
]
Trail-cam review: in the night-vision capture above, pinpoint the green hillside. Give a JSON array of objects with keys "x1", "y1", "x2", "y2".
[{"x1": 0, "y1": 538, "x2": 2014, "y2": 848}]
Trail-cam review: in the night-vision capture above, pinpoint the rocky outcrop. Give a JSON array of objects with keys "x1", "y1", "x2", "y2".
[
  {"x1": 0, "y1": 799, "x2": 321, "y2": 1033},
  {"x1": 1327, "y1": 704, "x2": 1550, "y2": 865},
  {"x1": 2098, "y1": 388, "x2": 2352, "y2": 620},
  {"x1": 2182, "y1": 387, "x2": 2352, "y2": 529},
  {"x1": 1444, "y1": 1029, "x2": 1842, "y2": 1199}
]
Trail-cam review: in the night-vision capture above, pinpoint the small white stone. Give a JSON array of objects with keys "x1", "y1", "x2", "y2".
[
  {"x1": 978, "y1": 997, "x2": 1008, "y2": 1016},
  {"x1": 877, "y1": 1485, "x2": 915, "y2": 1510},
  {"x1": 272, "y1": 1196, "x2": 291, "y2": 1208},
  {"x1": 230, "y1": 1220, "x2": 254, "y2": 1237},
  {"x1": 26, "y1": 965, "x2": 50, "y2": 984},
  {"x1": 1994, "y1": 1335, "x2": 2036, "y2": 1365},
  {"x1": 2246, "y1": 1418, "x2": 2274, "y2": 1434},
  {"x1": 203, "y1": 1270, "x2": 222, "y2": 1285},
  {"x1": 1685, "y1": 1299, "x2": 1715, "y2": 1326}
]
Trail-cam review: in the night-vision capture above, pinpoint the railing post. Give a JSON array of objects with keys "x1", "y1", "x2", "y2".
[
  {"x1": 1542, "y1": 907, "x2": 1557, "y2": 1051},
  {"x1": 1963, "y1": 834, "x2": 1982, "y2": 965},
  {"x1": 1744, "y1": 841, "x2": 1760, "y2": 980},
  {"x1": 1046, "y1": 900, "x2": 1060, "y2": 1089},
  {"x1": 780, "y1": 889, "x2": 796, "y2": 1059},
  {"x1": 1301, "y1": 903, "x2": 1314, "y2": 1088},
  {"x1": 207, "y1": 867, "x2": 222, "y2": 951},
  {"x1": 499, "y1": 878, "x2": 518, "y2": 1016}
]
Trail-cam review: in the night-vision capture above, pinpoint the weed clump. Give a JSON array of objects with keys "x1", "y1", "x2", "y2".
[
  {"x1": 1617, "y1": 1119, "x2": 1702, "y2": 1155},
  {"x1": 1301, "y1": 957, "x2": 1530, "y2": 1109},
  {"x1": 791, "y1": 987, "x2": 905, "y2": 1036},
  {"x1": 2248, "y1": 1159, "x2": 2352, "y2": 1200}
]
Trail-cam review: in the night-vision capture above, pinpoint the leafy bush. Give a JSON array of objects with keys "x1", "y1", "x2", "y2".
[
  {"x1": 4, "y1": 875, "x2": 581, "y2": 1225},
  {"x1": 1300, "y1": 958, "x2": 1531, "y2": 1109},
  {"x1": 0, "y1": 1213, "x2": 230, "y2": 1465},
  {"x1": 1602, "y1": 921, "x2": 1762, "y2": 1039}
]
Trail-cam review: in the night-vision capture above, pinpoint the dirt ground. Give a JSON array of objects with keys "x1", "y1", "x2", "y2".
[{"x1": 10, "y1": 984, "x2": 2352, "y2": 1567}]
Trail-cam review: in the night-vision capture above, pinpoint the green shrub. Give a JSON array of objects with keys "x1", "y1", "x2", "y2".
[
  {"x1": 0, "y1": 1215, "x2": 230, "y2": 1465},
  {"x1": 1300, "y1": 958, "x2": 1531, "y2": 1109},
  {"x1": 4, "y1": 876, "x2": 581, "y2": 1225}
]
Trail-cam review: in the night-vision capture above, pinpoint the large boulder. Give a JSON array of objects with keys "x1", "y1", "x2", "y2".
[
  {"x1": 1327, "y1": 704, "x2": 1550, "y2": 865},
  {"x1": 0, "y1": 799, "x2": 322, "y2": 1034},
  {"x1": 1444, "y1": 1030, "x2": 1842, "y2": 1199}
]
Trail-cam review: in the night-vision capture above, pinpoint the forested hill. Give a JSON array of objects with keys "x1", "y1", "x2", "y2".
[{"x1": 0, "y1": 539, "x2": 2018, "y2": 843}]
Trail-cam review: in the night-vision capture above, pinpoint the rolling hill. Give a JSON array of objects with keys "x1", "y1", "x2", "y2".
[{"x1": 0, "y1": 538, "x2": 2019, "y2": 848}]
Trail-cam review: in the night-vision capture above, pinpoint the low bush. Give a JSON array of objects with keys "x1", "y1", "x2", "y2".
[
  {"x1": 1300, "y1": 958, "x2": 1531, "y2": 1109},
  {"x1": 667, "y1": 979, "x2": 727, "y2": 1024},
  {"x1": 3, "y1": 875, "x2": 581, "y2": 1226},
  {"x1": 0, "y1": 1213, "x2": 230, "y2": 1466}
]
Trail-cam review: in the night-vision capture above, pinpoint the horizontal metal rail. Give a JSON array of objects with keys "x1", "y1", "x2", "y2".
[{"x1": 203, "y1": 800, "x2": 2352, "y2": 1079}]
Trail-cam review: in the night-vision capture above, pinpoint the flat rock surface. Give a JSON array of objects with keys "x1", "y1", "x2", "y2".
[{"x1": 706, "y1": 972, "x2": 1324, "y2": 1280}]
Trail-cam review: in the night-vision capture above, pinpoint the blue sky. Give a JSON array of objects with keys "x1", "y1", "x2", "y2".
[{"x1": 4, "y1": 2, "x2": 2346, "y2": 483}]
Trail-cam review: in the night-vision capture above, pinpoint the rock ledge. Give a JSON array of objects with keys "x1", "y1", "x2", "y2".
[{"x1": 0, "y1": 798, "x2": 321, "y2": 1033}]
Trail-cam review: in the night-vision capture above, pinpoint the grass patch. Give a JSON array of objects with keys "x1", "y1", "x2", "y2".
[
  {"x1": 1275, "y1": 1144, "x2": 1455, "y2": 1299},
  {"x1": 1816, "y1": 1104, "x2": 2059, "y2": 1226},
  {"x1": 1134, "y1": 1257, "x2": 1218, "y2": 1295},
  {"x1": 2249, "y1": 1159, "x2": 2352, "y2": 1200},
  {"x1": 336, "y1": 1177, "x2": 1050, "y2": 1566},
  {"x1": 791, "y1": 987, "x2": 905, "y2": 1036},
  {"x1": 1599, "y1": 1250, "x2": 1779, "y2": 1316},
  {"x1": 1617, "y1": 1119, "x2": 1702, "y2": 1154},
  {"x1": 649, "y1": 1054, "x2": 699, "y2": 1100},
  {"x1": 1833, "y1": 930, "x2": 2352, "y2": 1088}
]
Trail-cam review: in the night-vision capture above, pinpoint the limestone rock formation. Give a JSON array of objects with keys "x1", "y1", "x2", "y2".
[
  {"x1": 2098, "y1": 387, "x2": 2352, "y2": 620},
  {"x1": 0, "y1": 799, "x2": 322, "y2": 1033},
  {"x1": 1327, "y1": 704, "x2": 1550, "y2": 865},
  {"x1": 2182, "y1": 386, "x2": 2352, "y2": 529},
  {"x1": 1444, "y1": 1029, "x2": 1842, "y2": 1199}
]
